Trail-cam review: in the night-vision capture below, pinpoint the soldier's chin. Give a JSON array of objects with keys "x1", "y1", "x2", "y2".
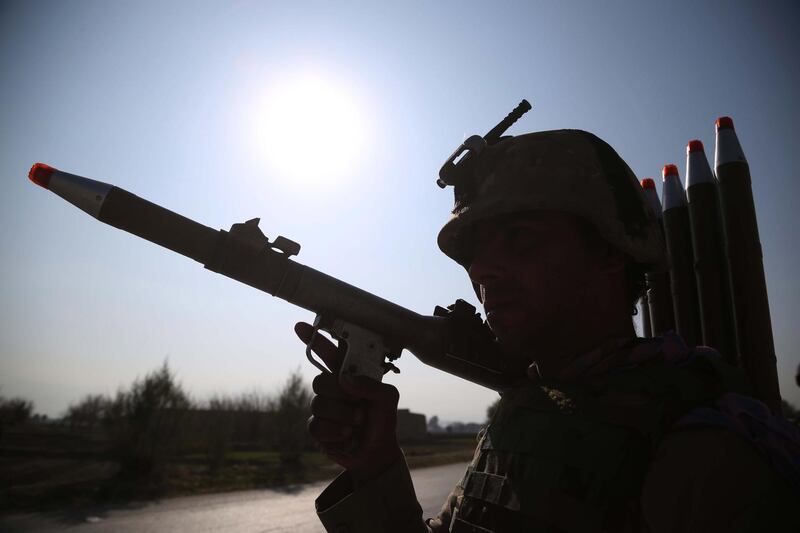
[
  {"x1": 486, "y1": 307, "x2": 528, "y2": 338},
  {"x1": 487, "y1": 309, "x2": 531, "y2": 349}
]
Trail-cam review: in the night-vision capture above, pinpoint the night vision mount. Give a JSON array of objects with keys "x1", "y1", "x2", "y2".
[{"x1": 437, "y1": 99, "x2": 532, "y2": 189}]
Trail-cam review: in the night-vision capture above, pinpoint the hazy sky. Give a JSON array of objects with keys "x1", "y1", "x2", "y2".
[{"x1": 2, "y1": 0, "x2": 799, "y2": 423}]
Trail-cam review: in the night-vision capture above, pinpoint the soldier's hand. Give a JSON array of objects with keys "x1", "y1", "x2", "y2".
[{"x1": 295, "y1": 322, "x2": 403, "y2": 487}]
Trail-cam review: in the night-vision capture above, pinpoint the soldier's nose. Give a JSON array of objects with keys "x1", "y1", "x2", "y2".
[{"x1": 468, "y1": 235, "x2": 506, "y2": 286}]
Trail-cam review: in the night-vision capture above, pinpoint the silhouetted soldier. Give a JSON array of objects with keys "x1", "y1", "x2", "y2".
[{"x1": 297, "y1": 129, "x2": 800, "y2": 532}]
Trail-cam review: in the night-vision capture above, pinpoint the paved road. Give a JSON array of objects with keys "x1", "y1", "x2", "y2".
[{"x1": 1, "y1": 462, "x2": 467, "y2": 532}]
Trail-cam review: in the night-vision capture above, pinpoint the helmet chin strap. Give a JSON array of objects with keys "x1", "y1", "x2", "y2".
[{"x1": 472, "y1": 281, "x2": 483, "y2": 303}]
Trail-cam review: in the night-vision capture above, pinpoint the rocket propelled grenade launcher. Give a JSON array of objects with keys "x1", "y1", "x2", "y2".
[{"x1": 28, "y1": 164, "x2": 517, "y2": 391}]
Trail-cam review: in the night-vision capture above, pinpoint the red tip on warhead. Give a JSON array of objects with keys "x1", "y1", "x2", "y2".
[
  {"x1": 641, "y1": 178, "x2": 656, "y2": 190},
  {"x1": 687, "y1": 140, "x2": 704, "y2": 154},
  {"x1": 28, "y1": 163, "x2": 57, "y2": 189},
  {"x1": 716, "y1": 116, "x2": 734, "y2": 131},
  {"x1": 662, "y1": 164, "x2": 679, "y2": 179}
]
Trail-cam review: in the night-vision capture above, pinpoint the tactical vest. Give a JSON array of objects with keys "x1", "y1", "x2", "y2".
[{"x1": 447, "y1": 354, "x2": 749, "y2": 533}]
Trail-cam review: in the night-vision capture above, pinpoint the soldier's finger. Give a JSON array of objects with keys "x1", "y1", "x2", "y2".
[
  {"x1": 307, "y1": 416, "x2": 353, "y2": 443},
  {"x1": 312, "y1": 373, "x2": 351, "y2": 400},
  {"x1": 311, "y1": 395, "x2": 364, "y2": 425},
  {"x1": 295, "y1": 322, "x2": 343, "y2": 372}
]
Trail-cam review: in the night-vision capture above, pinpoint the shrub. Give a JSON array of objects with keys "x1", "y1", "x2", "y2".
[{"x1": 204, "y1": 409, "x2": 234, "y2": 475}]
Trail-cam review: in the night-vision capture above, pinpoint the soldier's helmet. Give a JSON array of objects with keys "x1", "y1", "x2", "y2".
[{"x1": 437, "y1": 129, "x2": 666, "y2": 271}]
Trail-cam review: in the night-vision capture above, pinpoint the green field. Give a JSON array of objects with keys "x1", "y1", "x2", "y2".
[{"x1": 1, "y1": 424, "x2": 477, "y2": 513}]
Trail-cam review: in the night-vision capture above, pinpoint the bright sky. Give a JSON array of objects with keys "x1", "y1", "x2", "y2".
[{"x1": 2, "y1": 0, "x2": 799, "y2": 423}]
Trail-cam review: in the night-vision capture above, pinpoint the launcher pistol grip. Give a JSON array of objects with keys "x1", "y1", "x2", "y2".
[{"x1": 305, "y1": 314, "x2": 399, "y2": 382}]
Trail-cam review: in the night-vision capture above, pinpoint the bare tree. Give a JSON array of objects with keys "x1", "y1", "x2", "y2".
[
  {"x1": 271, "y1": 369, "x2": 312, "y2": 467},
  {"x1": 0, "y1": 394, "x2": 34, "y2": 440},
  {"x1": 64, "y1": 394, "x2": 110, "y2": 430},
  {"x1": 486, "y1": 397, "x2": 501, "y2": 423},
  {"x1": 105, "y1": 361, "x2": 191, "y2": 482}
]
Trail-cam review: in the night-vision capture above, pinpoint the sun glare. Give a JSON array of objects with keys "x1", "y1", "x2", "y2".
[{"x1": 251, "y1": 72, "x2": 369, "y2": 187}]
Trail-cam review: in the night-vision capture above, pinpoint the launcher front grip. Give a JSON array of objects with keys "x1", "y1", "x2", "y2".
[{"x1": 29, "y1": 163, "x2": 519, "y2": 390}]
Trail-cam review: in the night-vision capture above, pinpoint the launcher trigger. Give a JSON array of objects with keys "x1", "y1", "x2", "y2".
[{"x1": 305, "y1": 314, "x2": 331, "y2": 375}]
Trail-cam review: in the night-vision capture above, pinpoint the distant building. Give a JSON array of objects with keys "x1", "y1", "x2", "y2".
[
  {"x1": 396, "y1": 408, "x2": 427, "y2": 442},
  {"x1": 425, "y1": 415, "x2": 483, "y2": 437},
  {"x1": 445, "y1": 422, "x2": 483, "y2": 436}
]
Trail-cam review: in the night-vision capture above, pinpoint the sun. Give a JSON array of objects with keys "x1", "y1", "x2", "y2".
[{"x1": 251, "y1": 72, "x2": 369, "y2": 187}]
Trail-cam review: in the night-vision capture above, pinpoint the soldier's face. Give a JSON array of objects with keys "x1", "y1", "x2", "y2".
[{"x1": 467, "y1": 212, "x2": 620, "y2": 356}]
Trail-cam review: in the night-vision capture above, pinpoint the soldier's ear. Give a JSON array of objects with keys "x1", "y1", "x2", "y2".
[{"x1": 577, "y1": 217, "x2": 627, "y2": 275}]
